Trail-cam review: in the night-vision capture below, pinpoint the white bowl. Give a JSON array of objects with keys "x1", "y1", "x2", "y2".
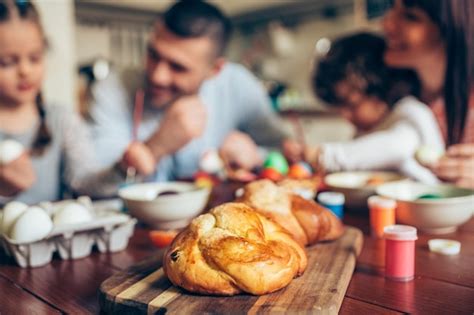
[
  {"x1": 118, "y1": 182, "x2": 211, "y2": 229},
  {"x1": 377, "y1": 180, "x2": 474, "y2": 234},
  {"x1": 324, "y1": 171, "x2": 406, "y2": 209}
]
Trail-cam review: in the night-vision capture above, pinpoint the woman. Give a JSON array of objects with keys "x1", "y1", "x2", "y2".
[{"x1": 383, "y1": 0, "x2": 474, "y2": 188}]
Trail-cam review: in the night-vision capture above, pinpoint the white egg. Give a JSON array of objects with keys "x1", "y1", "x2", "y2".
[
  {"x1": 0, "y1": 139, "x2": 24, "y2": 165},
  {"x1": 199, "y1": 149, "x2": 224, "y2": 174},
  {"x1": 1, "y1": 201, "x2": 29, "y2": 236},
  {"x1": 53, "y1": 203, "x2": 93, "y2": 226},
  {"x1": 416, "y1": 146, "x2": 444, "y2": 166},
  {"x1": 9, "y1": 206, "x2": 53, "y2": 243}
]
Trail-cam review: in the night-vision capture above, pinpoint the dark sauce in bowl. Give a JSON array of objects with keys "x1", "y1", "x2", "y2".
[{"x1": 156, "y1": 190, "x2": 179, "y2": 197}]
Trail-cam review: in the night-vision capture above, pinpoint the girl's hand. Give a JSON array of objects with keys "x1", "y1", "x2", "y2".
[
  {"x1": 0, "y1": 152, "x2": 36, "y2": 197},
  {"x1": 431, "y1": 144, "x2": 474, "y2": 189},
  {"x1": 122, "y1": 142, "x2": 156, "y2": 176}
]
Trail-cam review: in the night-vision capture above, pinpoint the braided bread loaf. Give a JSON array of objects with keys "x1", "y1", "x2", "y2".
[
  {"x1": 163, "y1": 202, "x2": 307, "y2": 296},
  {"x1": 238, "y1": 180, "x2": 344, "y2": 246}
]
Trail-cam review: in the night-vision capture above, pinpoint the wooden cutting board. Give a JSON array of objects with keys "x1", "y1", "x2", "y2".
[{"x1": 99, "y1": 226, "x2": 363, "y2": 315}]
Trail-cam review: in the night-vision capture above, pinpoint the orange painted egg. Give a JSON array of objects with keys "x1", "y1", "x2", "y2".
[{"x1": 260, "y1": 168, "x2": 283, "y2": 181}]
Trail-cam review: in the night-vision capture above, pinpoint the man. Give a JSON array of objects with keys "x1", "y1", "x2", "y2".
[{"x1": 90, "y1": 1, "x2": 291, "y2": 181}]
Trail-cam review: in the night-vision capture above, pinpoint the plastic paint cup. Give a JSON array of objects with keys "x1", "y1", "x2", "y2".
[
  {"x1": 368, "y1": 196, "x2": 396, "y2": 238},
  {"x1": 317, "y1": 192, "x2": 345, "y2": 219},
  {"x1": 384, "y1": 225, "x2": 417, "y2": 281}
]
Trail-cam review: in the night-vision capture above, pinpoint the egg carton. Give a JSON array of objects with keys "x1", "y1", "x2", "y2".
[{"x1": 1, "y1": 199, "x2": 137, "y2": 268}]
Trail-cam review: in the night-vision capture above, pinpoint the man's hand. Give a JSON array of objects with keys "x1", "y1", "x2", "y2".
[
  {"x1": 431, "y1": 143, "x2": 474, "y2": 189},
  {"x1": 0, "y1": 153, "x2": 36, "y2": 197},
  {"x1": 282, "y1": 138, "x2": 304, "y2": 163},
  {"x1": 121, "y1": 142, "x2": 156, "y2": 176},
  {"x1": 146, "y1": 95, "x2": 207, "y2": 160},
  {"x1": 219, "y1": 131, "x2": 262, "y2": 171}
]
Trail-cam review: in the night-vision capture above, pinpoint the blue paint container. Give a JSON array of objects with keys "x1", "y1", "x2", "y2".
[{"x1": 317, "y1": 192, "x2": 345, "y2": 219}]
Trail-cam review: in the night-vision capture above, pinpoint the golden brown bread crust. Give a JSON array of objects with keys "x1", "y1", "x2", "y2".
[
  {"x1": 238, "y1": 180, "x2": 344, "y2": 246},
  {"x1": 163, "y1": 203, "x2": 307, "y2": 296},
  {"x1": 277, "y1": 177, "x2": 320, "y2": 194}
]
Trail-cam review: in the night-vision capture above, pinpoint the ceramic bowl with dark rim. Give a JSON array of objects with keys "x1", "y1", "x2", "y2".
[
  {"x1": 376, "y1": 180, "x2": 474, "y2": 234},
  {"x1": 118, "y1": 182, "x2": 211, "y2": 229},
  {"x1": 324, "y1": 171, "x2": 406, "y2": 209}
]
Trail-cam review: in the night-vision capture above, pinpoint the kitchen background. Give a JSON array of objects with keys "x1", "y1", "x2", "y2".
[{"x1": 36, "y1": 0, "x2": 390, "y2": 144}]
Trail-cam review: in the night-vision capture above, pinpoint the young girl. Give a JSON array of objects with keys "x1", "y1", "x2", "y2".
[
  {"x1": 305, "y1": 33, "x2": 444, "y2": 184},
  {"x1": 383, "y1": 0, "x2": 474, "y2": 188},
  {"x1": 0, "y1": 0, "x2": 143, "y2": 205}
]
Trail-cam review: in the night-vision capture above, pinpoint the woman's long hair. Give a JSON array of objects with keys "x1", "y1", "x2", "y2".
[
  {"x1": 0, "y1": 0, "x2": 51, "y2": 155},
  {"x1": 400, "y1": 0, "x2": 474, "y2": 145}
]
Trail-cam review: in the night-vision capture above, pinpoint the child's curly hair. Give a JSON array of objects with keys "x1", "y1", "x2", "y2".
[{"x1": 313, "y1": 32, "x2": 420, "y2": 108}]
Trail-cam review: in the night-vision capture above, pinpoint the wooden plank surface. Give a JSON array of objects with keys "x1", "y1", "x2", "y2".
[
  {"x1": 99, "y1": 226, "x2": 363, "y2": 314},
  {"x1": 0, "y1": 275, "x2": 62, "y2": 314},
  {"x1": 0, "y1": 250, "x2": 118, "y2": 314},
  {"x1": 340, "y1": 297, "x2": 404, "y2": 315},
  {"x1": 346, "y1": 270, "x2": 474, "y2": 314}
]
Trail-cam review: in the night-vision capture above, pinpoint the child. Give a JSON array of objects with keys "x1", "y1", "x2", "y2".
[
  {"x1": 306, "y1": 33, "x2": 444, "y2": 184},
  {"x1": 0, "y1": 0, "x2": 147, "y2": 205}
]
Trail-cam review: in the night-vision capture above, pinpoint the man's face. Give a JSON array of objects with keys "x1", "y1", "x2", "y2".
[{"x1": 145, "y1": 23, "x2": 220, "y2": 108}]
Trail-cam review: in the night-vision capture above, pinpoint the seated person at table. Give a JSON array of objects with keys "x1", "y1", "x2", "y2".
[
  {"x1": 304, "y1": 33, "x2": 444, "y2": 184},
  {"x1": 382, "y1": 0, "x2": 474, "y2": 189},
  {"x1": 89, "y1": 1, "x2": 294, "y2": 181},
  {"x1": 0, "y1": 1, "x2": 145, "y2": 205}
]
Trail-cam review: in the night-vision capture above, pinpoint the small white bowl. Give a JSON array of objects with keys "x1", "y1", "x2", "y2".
[
  {"x1": 428, "y1": 239, "x2": 461, "y2": 255},
  {"x1": 324, "y1": 171, "x2": 406, "y2": 208},
  {"x1": 118, "y1": 182, "x2": 211, "y2": 229},
  {"x1": 377, "y1": 180, "x2": 474, "y2": 234}
]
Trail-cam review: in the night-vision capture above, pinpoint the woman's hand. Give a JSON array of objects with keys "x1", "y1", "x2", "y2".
[
  {"x1": 431, "y1": 144, "x2": 474, "y2": 189},
  {"x1": 0, "y1": 153, "x2": 36, "y2": 197}
]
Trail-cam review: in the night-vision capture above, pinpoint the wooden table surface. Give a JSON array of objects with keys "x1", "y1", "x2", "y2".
[{"x1": 1, "y1": 182, "x2": 473, "y2": 314}]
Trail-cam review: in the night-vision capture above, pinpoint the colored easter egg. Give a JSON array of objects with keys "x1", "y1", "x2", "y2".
[
  {"x1": 260, "y1": 168, "x2": 283, "y2": 181},
  {"x1": 199, "y1": 149, "x2": 224, "y2": 174},
  {"x1": 149, "y1": 230, "x2": 178, "y2": 248},
  {"x1": 0, "y1": 139, "x2": 24, "y2": 165},
  {"x1": 297, "y1": 161, "x2": 313, "y2": 174},
  {"x1": 193, "y1": 171, "x2": 212, "y2": 180},
  {"x1": 263, "y1": 152, "x2": 289, "y2": 175},
  {"x1": 415, "y1": 145, "x2": 444, "y2": 166},
  {"x1": 288, "y1": 163, "x2": 311, "y2": 179},
  {"x1": 195, "y1": 177, "x2": 214, "y2": 189}
]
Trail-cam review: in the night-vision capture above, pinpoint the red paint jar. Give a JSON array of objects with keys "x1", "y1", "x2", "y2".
[{"x1": 384, "y1": 225, "x2": 417, "y2": 281}]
